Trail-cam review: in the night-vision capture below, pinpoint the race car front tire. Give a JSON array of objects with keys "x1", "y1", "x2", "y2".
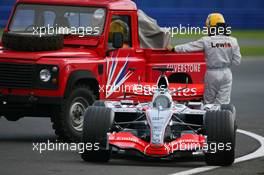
[
  {"x1": 221, "y1": 104, "x2": 237, "y2": 130},
  {"x1": 221, "y1": 104, "x2": 236, "y2": 119},
  {"x1": 81, "y1": 106, "x2": 114, "y2": 162},
  {"x1": 204, "y1": 110, "x2": 236, "y2": 166}
]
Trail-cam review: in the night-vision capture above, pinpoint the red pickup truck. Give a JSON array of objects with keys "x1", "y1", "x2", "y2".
[{"x1": 0, "y1": 0, "x2": 205, "y2": 141}]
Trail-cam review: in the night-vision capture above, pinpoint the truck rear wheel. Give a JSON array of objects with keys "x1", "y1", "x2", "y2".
[
  {"x1": 81, "y1": 106, "x2": 114, "y2": 162},
  {"x1": 52, "y1": 84, "x2": 96, "y2": 142},
  {"x1": 204, "y1": 110, "x2": 236, "y2": 166}
]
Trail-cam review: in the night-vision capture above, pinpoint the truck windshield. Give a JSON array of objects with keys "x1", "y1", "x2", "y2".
[{"x1": 9, "y1": 4, "x2": 106, "y2": 36}]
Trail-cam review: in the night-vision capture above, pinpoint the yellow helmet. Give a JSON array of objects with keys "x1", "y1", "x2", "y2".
[
  {"x1": 206, "y1": 13, "x2": 225, "y2": 27},
  {"x1": 109, "y1": 19, "x2": 129, "y2": 42}
]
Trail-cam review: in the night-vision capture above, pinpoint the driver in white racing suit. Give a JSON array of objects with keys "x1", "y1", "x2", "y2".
[{"x1": 168, "y1": 13, "x2": 241, "y2": 104}]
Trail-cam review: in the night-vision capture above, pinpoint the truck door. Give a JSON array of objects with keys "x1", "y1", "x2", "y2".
[{"x1": 105, "y1": 12, "x2": 146, "y2": 99}]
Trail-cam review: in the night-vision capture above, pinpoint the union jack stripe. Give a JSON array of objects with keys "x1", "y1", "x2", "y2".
[{"x1": 106, "y1": 51, "x2": 134, "y2": 98}]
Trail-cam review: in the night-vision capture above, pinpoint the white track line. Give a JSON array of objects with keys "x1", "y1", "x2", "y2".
[{"x1": 169, "y1": 129, "x2": 264, "y2": 175}]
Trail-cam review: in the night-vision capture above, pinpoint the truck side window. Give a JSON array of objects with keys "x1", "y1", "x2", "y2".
[
  {"x1": 44, "y1": 11, "x2": 56, "y2": 27},
  {"x1": 108, "y1": 15, "x2": 132, "y2": 48}
]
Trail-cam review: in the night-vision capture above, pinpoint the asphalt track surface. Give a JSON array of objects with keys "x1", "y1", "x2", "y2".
[{"x1": 0, "y1": 58, "x2": 264, "y2": 175}]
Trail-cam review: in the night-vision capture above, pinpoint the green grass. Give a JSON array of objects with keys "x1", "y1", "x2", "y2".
[
  {"x1": 0, "y1": 29, "x2": 3, "y2": 37},
  {"x1": 232, "y1": 30, "x2": 264, "y2": 40},
  {"x1": 241, "y1": 46, "x2": 264, "y2": 56}
]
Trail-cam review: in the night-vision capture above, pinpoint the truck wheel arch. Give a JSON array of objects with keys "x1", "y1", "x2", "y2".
[{"x1": 64, "y1": 70, "x2": 99, "y2": 99}]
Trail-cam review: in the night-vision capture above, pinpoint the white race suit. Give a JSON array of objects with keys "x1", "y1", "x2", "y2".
[{"x1": 174, "y1": 35, "x2": 241, "y2": 104}]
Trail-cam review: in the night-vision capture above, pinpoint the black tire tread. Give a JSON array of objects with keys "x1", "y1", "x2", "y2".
[
  {"x1": 205, "y1": 110, "x2": 235, "y2": 166},
  {"x1": 81, "y1": 106, "x2": 114, "y2": 162}
]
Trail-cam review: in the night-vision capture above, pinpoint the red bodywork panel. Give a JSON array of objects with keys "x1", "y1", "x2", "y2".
[{"x1": 109, "y1": 132, "x2": 206, "y2": 157}]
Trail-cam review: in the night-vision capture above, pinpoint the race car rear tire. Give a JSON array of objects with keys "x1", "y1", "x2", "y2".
[
  {"x1": 204, "y1": 110, "x2": 236, "y2": 166},
  {"x1": 81, "y1": 106, "x2": 114, "y2": 162}
]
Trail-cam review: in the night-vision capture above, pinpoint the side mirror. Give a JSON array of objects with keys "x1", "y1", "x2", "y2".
[{"x1": 112, "y1": 32, "x2": 123, "y2": 49}]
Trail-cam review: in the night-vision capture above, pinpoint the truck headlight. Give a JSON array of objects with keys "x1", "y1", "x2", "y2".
[
  {"x1": 40, "y1": 69, "x2": 51, "y2": 82},
  {"x1": 36, "y1": 65, "x2": 59, "y2": 89}
]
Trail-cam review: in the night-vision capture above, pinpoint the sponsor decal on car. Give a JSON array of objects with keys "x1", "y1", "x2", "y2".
[{"x1": 168, "y1": 64, "x2": 201, "y2": 73}]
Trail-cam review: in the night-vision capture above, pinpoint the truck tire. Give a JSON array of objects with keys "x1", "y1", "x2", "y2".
[
  {"x1": 204, "y1": 110, "x2": 236, "y2": 166},
  {"x1": 52, "y1": 84, "x2": 96, "y2": 142},
  {"x1": 81, "y1": 106, "x2": 114, "y2": 162},
  {"x1": 2, "y1": 32, "x2": 64, "y2": 52}
]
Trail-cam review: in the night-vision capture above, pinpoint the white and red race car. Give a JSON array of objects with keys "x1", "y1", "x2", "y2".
[{"x1": 81, "y1": 67, "x2": 236, "y2": 166}]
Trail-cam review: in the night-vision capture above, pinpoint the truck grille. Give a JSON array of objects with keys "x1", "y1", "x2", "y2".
[{"x1": 0, "y1": 62, "x2": 35, "y2": 88}]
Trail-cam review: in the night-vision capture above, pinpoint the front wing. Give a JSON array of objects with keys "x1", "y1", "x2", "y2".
[{"x1": 109, "y1": 132, "x2": 206, "y2": 157}]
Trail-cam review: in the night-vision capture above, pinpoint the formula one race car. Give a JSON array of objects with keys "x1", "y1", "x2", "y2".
[{"x1": 81, "y1": 67, "x2": 236, "y2": 166}]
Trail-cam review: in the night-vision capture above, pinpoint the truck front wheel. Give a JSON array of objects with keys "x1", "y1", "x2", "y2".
[{"x1": 52, "y1": 84, "x2": 96, "y2": 142}]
